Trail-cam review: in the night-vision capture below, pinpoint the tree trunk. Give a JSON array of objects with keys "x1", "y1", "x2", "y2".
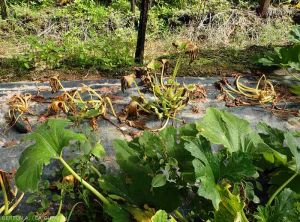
[
  {"x1": 134, "y1": 0, "x2": 150, "y2": 64},
  {"x1": 130, "y1": 0, "x2": 135, "y2": 13},
  {"x1": 258, "y1": 0, "x2": 271, "y2": 18},
  {"x1": 130, "y1": 0, "x2": 138, "y2": 28},
  {"x1": 0, "y1": 0, "x2": 8, "y2": 20}
]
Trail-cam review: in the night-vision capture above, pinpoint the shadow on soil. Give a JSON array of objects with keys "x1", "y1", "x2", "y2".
[{"x1": 0, "y1": 45, "x2": 276, "y2": 82}]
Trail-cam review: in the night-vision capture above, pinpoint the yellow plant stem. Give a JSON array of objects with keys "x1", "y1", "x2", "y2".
[
  {"x1": 255, "y1": 75, "x2": 266, "y2": 94},
  {"x1": 152, "y1": 117, "x2": 170, "y2": 132},
  {"x1": 0, "y1": 173, "x2": 9, "y2": 215},
  {"x1": 0, "y1": 205, "x2": 4, "y2": 214},
  {"x1": 55, "y1": 80, "x2": 118, "y2": 119},
  {"x1": 57, "y1": 80, "x2": 76, "y2": 102},
  {"x1": 7, "y1": 193, "x2": 24, "y2": 215},
  {"x1": 105, "y1": 97, "x2": 117, "y2": 117},
  {"x1": 225, "y1": 75, "x2": 276, "y2": 104}
]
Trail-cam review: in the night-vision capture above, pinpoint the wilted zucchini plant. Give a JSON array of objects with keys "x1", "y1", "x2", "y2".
[
  {"x1": 120, "y1": 57, "x2": 196, "y2": 130},
  {"x1": 3, "y1": 108, "x2": 300, "y2": 221}
]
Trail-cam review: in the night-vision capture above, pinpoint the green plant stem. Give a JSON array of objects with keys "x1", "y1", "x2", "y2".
[
  {"x1": 154, "y1": 72, "x2": 159, "y2": 85},
  {"x1": 241, "y1": 211, "x2": 249, "y2": 222},
  {"x1": 59, "y1": 157, "x2": 110, "y2": 205},
  {"x1": 7, "y1": 193, "x2": 24, "y2": 215},
  {"x1": 291, "y1": 72, "x2": 300, "y2": 81},
  {"x1": 133, "y1": 80, "x2": 143, "y2": 96},
  {"x1": 0, "y1": 173, "x2": 9, "y2": 215},
  {"x1": 174, "y1": 209, "x2": 188, "y2": 222},
  {"x1": 285, "y1": 68, "x2": 300, "y2": 81},
  {"x1": 161, "y1": 63, "x2": 165, "y2": 89},
  {"x1": 172, "y1": 56, "x2": 181, "y2": 81},
  {"x1": 57, "y1": 189, "x2": 64, "y2": 215},
  {"x1": 90, "y1": 165, "x2": 102, "y2": 178},
  {"x1": 267, "y1": 172, "x2": 298, "y2": 206},
  {"x1": 67, "y1": 202, "x2": 83, "y2": 222}
]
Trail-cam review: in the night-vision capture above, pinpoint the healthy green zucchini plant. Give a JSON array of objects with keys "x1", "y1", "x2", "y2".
[
  {"x1": 258, "y1": 25, "x2": 300, "y2": 96},
  {"x1": 258, "y1": 26, "x2": 300, "y2": 72},
  {"x1": 12, "y1": 119, "x2": 182, "y2": 222},
  {"x1": 10, "y1": 108, "x2": 300, "y2": 221}
]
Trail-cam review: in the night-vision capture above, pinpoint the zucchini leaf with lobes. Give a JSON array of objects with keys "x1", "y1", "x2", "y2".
[
  {"x1": 196, "y1": 108, "x2": 287, "y2": 164},
  {"x1": 15, "y1": 119, "x2": 87, "y2": 192},
  {"x1": 184, "y1": 135, "x2": 257, "y2": 210},
  {"x1": 214, "y1": 182, "x2": 249, "y2": 222},
  {"x1": 102, "y1": 124, "x2": 198, "y2": 212}
]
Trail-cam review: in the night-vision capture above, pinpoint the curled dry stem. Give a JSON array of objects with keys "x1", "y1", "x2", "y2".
[
  {"x1": 222, "y1": 75, "x2": 276, "y2": 104},
  {"x1": 6, "y1": 93, "x2": 32, "y2": 129},
  {"x1": 48, "y1": 76, "x2": 117, "y2": 120}
]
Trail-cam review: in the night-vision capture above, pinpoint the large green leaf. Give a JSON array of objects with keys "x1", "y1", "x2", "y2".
[
  {"x1": 257, "y1": 123, "x2": 285, "y2": 149},
  {"x1": 289, "y1": 26, "x2": 300, "y2": 43},
  {"x1": 103, "y1": 203, "x2": 130, "y2": 222},
  {"x1": 185, "y1": 136, "x2": 222, "y2": 209},
  {"x1": 106, "y1": 123, "x2": 198, "y2": 212},
  {"x1": 185, "y1": 135, "x2": 256, "y2": 210},
  {"x1": 151, "y1": 210, "x2": 168, "y2": 222},
  {"x1": 15, "y1": 119, "x2": 87, "y2": 192},
  {"x1": 290, "y1": 85, "x2": 300, "y2": 96},
  {"x1": 254, "y1": 188, "x2": 300, "y2": 222},
  {"x1": 47, "y1": 214, "x2": 66, "y2": 222},
  {"x1": 214, "y1": 183, "x2": 248, "y2": 222},
  {"x1": 257, "y1": 123, "x2": 289, "y2": 165},
  {"x1": 196, "y1": 108, "x2": 286, "y2": 163},
  {"x1": 285, "y1": 133, "x2": 300, "y2": 173},
  {"x1": 258, "y1": 44, "x2": 300, "y2": 71},
  {"x1": 151, "y1": 210, "x2": 177, "y2": 222},
  {"x1": 221, "y1": 152, "x2": 258, "y2": 183},
  {"x1": 196, "y1": 108, "x2": 265, "y2": 153}
]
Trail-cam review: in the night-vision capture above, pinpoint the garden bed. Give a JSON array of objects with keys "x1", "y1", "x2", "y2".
[{"x1": 0, "y1": 76, "x2": 299, "y2": 221}]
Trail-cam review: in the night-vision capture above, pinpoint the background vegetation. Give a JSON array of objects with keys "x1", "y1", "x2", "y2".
[{"x1": 0, "y1": 0, "x2": 296, "y2": 80}]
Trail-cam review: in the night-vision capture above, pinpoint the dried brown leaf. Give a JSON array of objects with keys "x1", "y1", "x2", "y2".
[
  {"x1": 190, "y1": 84, "x2": 207, "y2": 102},
  {"x1": 30, "y1": 95, "x2": 46, "y2": 103},
  {"x1": 2, "y1": 140, "x2": 18, "y2": 148},
  {"x1": 121, "y1": 74, "x2": 136, "y2": 93},
  {"x1": 49, "y1": 75, "x2": 62, "y2": 93},
  {"x1": 90, "y1": 117, "x2": 98, "y2": 131},
  {"x1": 126, "y1": 119, "x2": 147, "y2": 130}
]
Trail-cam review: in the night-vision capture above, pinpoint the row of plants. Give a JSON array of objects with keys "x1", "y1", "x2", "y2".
[
  {"x1": 258, "y1": 25, "x2": 300, "y2": 100},
  {"x1": 5, "y1": 41, "x2": 200, "y2": 135},
  {"x1": 1, "y1": 107, "x2": 300, "y2": 221},
  {"x1": 17, "y1": 31, "x2": 135, "y2": 70}
]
